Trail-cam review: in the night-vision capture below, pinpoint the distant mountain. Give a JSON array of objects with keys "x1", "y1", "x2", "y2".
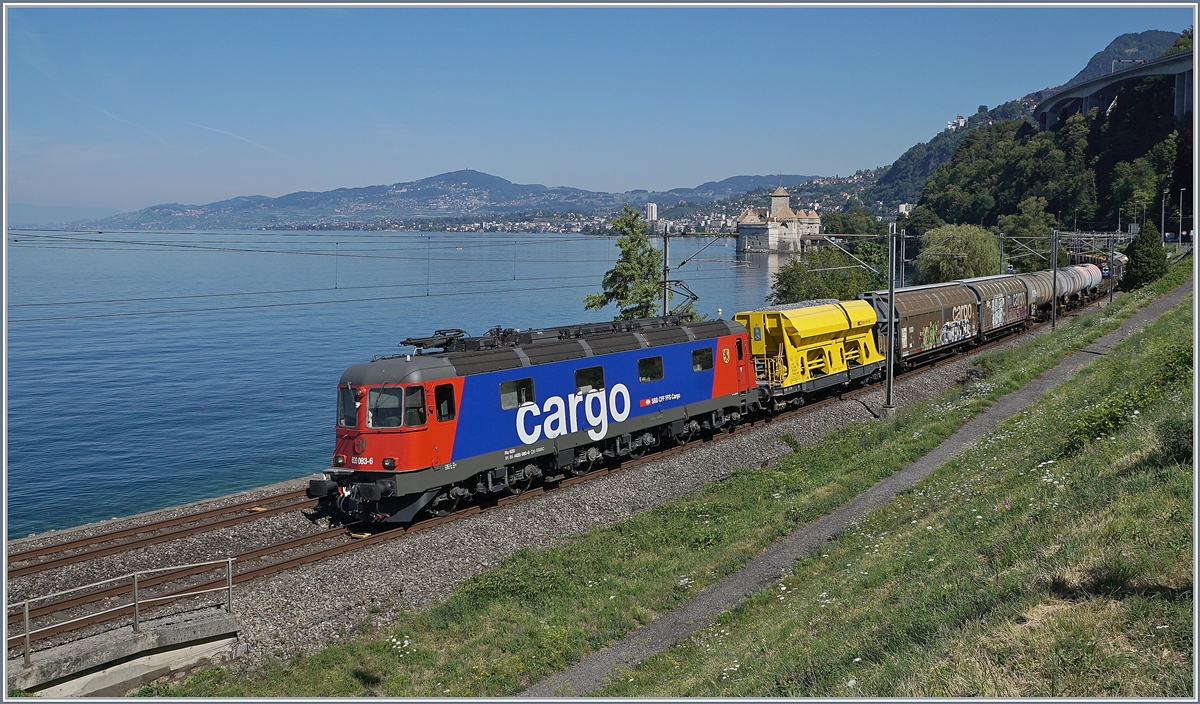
[
  {"x1": 664, "y1": 174, "x2": 816, "y2": 200},
  {"x1": 1061, "y1": 30, "x2": 1180, "y2": 88},
  {"x1": 72, "y1": 170, "x2": 817, "y2": 230}
]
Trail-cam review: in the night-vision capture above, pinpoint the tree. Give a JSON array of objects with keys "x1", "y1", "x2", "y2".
[
  {"x1": 584, "y1": 205, "x2": 664, "y2": 320},
  {"x1": 1164, "y1": 26, "x2": 1192, "y2": 54},
  {"x1": 851, "y1": 239, "x2": 888, "y2": 284},
  {"x1": 768, "y1": 247, "x2": 878, "y2": 305},
  {"x1": 821, "y1": 205, "x2": 885, "y2": 236},
  {"x1": 996, "y1": 196, "x2": 1057, "y2": 273},
  {"x1": 1122, "y1": 220, "x2": 1167, "y2": 289},
  {"x1": 915, "y1": 224, "x2": 1000, "y2": 284},
  {"x1": 895, "y1": 205, "x2": 945, "y2": 238}
]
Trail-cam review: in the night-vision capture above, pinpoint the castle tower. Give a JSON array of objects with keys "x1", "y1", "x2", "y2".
[{"x1": 769, "y1": 186, "x2": 790, "y2": 217}]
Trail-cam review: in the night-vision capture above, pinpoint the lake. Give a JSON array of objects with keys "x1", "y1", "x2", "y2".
[{"x1": 6, "y1": 230, "x2": 791, "y2": 538}]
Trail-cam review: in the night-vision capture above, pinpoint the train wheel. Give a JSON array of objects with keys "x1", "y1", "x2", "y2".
[
  {"x1": 570, "y1": 447, "x2": 602, "y2": 476},
  {"x1": 428, "y1": 492, "x2": 459, "y2": 518},
  {"x1": 507, "y1": 464, "x2": 537, "y2": 495},
  {"x1": 506, "y1": 476, "x2": 532, "y2": 495}
]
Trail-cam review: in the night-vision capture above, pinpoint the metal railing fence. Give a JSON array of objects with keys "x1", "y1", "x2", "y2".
[{"x1": 7, "y1": 557, "x2": 234, "y2": 666}]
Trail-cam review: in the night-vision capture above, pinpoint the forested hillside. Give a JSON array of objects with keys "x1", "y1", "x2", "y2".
[
  {"x1": 864, "y1": 29, "x2": 1182, "y2": 211},
  {"x1": 917, "y1": 63, "x2": 1189, "y2": 235},
  {"x1": 865, "y1": 100, "x2": 1032, "y2": 207}
]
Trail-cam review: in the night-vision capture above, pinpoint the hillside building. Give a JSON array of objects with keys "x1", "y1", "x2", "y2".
[
  {"x1": 946, "y1": 115, "x2": 968, "y2": 131},
  {"x1": 735, "y1": 186, "x2": 821, "y2": 253}
]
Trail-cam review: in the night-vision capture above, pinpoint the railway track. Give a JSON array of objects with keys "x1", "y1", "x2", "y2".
[
  {"x1": 7, "y1": 489, "x2": 315, "y2": 579},
  {"x1": 6, "y1": 302, "x2": 1102, "y2": 655}
]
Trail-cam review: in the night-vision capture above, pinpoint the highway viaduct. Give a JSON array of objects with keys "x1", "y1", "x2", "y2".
[{"x1": 1033, "y1": 48, "x2": 1193, "y2": 131}]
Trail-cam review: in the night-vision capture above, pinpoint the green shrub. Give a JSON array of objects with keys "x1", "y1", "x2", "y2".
[{"x1": 1156, "y1": 415, "x2": 1194, "y2": 465}]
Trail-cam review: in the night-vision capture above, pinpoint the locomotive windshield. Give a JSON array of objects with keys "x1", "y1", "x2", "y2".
[
  {"x1": 367, "y1": 386, "x2": 404, "y2": 428},
  {"x1": 337, "y1": 387, "x2": 357, "y2": 428}
]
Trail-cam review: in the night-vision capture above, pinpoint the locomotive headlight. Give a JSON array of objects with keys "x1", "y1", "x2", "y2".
[
  {"x1": 333, "y1": 454, "x2": 346, "y2": 467},
  {"x1": 382, "y1": 458, "x2": 396, "y2": 470}
]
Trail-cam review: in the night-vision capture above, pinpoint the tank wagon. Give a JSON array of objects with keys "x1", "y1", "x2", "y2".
[
  {"x1": 311, "y1": 265, "x2": 1119, "y2": 523},
  {"x1": 1016, "y1": 263, "x2": 1105, "y2": 318}
]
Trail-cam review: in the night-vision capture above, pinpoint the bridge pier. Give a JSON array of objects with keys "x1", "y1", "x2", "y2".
[{"x1": 1175, "y1": 68, "x2": 1193, "y2": 121}]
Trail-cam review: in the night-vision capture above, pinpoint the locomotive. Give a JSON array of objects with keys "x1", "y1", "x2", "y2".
[{"x1": 308, "y1": 263, "x2": 1114, "y2": 523}]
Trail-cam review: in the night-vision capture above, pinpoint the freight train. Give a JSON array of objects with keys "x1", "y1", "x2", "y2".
[{"x1": 308, "y1": 263, "x2": 1115, "y2": 523}]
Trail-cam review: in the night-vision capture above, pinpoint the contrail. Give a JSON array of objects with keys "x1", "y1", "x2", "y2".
[
  {"x1": 65, "y1": 94, "x2": 170, "y2": 149},
  {"x1": 186, "y1": 122, "x2": 287, "y2": 156}
]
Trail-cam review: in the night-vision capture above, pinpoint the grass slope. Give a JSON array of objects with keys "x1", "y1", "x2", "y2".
[
  {"x1": 135, "y1": 261, "x2": 1192, "y2": 697},
  {"x1": 601, "y1": 295, "x2": 1192, "y2": 697}
]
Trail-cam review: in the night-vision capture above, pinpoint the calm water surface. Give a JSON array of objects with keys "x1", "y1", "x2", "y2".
[{"x1": 6, "y1": 230, "x2": 787, "y2": 538}]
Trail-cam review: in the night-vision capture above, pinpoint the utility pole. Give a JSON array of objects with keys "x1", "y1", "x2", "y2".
[
  {"x1": 1108, "y1": 233, "x2": 1116, "y2": 304},
  {"x1": 998, "y1": 231, "x2": 1004, "y2": 275},
  {"x1": 1162, "y1": 188, "x2": 1168, "y2": 246},
  {"x1": 1180, "y1": 188, "x2": 1188, "y2": 244},
  {"x1": 899, "y1": 228, "x2": 906, "y2": 288},
  {"x1": 882, "y1": 226, "x2": 897, "y2": 419},
  {"x1": 1051, "y1": 228, "x2": 1059, "y2": 331},
  {"x1": 661, "y1": 231, "x2": 670, "y2": 317}
]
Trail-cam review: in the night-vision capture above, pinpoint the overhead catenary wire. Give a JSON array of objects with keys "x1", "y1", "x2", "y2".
[
  {"x1": 6, "y1": 232, "x2": 636, "y2": 263},
  {"x1": 7, "y1": 271, "x2": 756, "y2": 324},
  {"x1": 6, "y1": 228, "x2": 605, "y2": 249},
  {"x1": 7, "y1": 231, "x2": 719, "y2": 265}
]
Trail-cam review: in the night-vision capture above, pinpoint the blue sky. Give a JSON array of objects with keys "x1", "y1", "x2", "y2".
[{"x1": 5, "y1": 5, "x2": 1194, "y2": 212}]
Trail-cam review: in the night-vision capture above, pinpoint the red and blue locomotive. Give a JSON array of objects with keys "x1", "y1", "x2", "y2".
[{"x1": 307, "y1": 316, "x2": 754, "y2": 522}]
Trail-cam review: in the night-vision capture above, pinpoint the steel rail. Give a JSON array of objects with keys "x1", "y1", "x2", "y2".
[
  {"x1": 5, "y1": 528, "x2": 346, "y2": 640},
  {"x1": 7, "y1": 489, "x2": 310, "y2": 564},
  {"x1": 7, "y1": 497, "x2": 316, "y2": 579}
]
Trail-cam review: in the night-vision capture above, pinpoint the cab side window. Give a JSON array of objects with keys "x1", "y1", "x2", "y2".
[
  {"x1": 338, "y1": 387, "x2": 357, "y2": 428},
  {"x1": 435, "y1": 384, "x2": 456, "y2": 422},
  {"x1": 404, "y1": 386, "x2": 427, "y2": 427},
  {"x1": 736, "y1": 338, "x2": 744, "y2": 360},
  {"x1": 692, "y1": 348, "x2": 714, "y2": 372}
]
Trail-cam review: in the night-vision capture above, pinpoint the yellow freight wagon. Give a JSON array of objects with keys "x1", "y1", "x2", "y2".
[{"x1": 733, "y1": 300, "x2": 885, "y2": 406}]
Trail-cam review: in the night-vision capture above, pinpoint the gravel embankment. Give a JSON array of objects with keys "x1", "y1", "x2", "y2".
[{"x1": 5, "y1": 314, "x2": 1076, "y2": 673}]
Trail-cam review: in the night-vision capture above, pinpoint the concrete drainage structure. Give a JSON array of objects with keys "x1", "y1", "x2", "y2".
[{"x1": 7, "y1": 610, "x2": 242, "y2": 696}]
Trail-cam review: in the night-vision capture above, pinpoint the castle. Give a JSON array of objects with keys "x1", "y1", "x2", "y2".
[{"x1": 735, "y1": 186, "x2": 821, "y2": 253}]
